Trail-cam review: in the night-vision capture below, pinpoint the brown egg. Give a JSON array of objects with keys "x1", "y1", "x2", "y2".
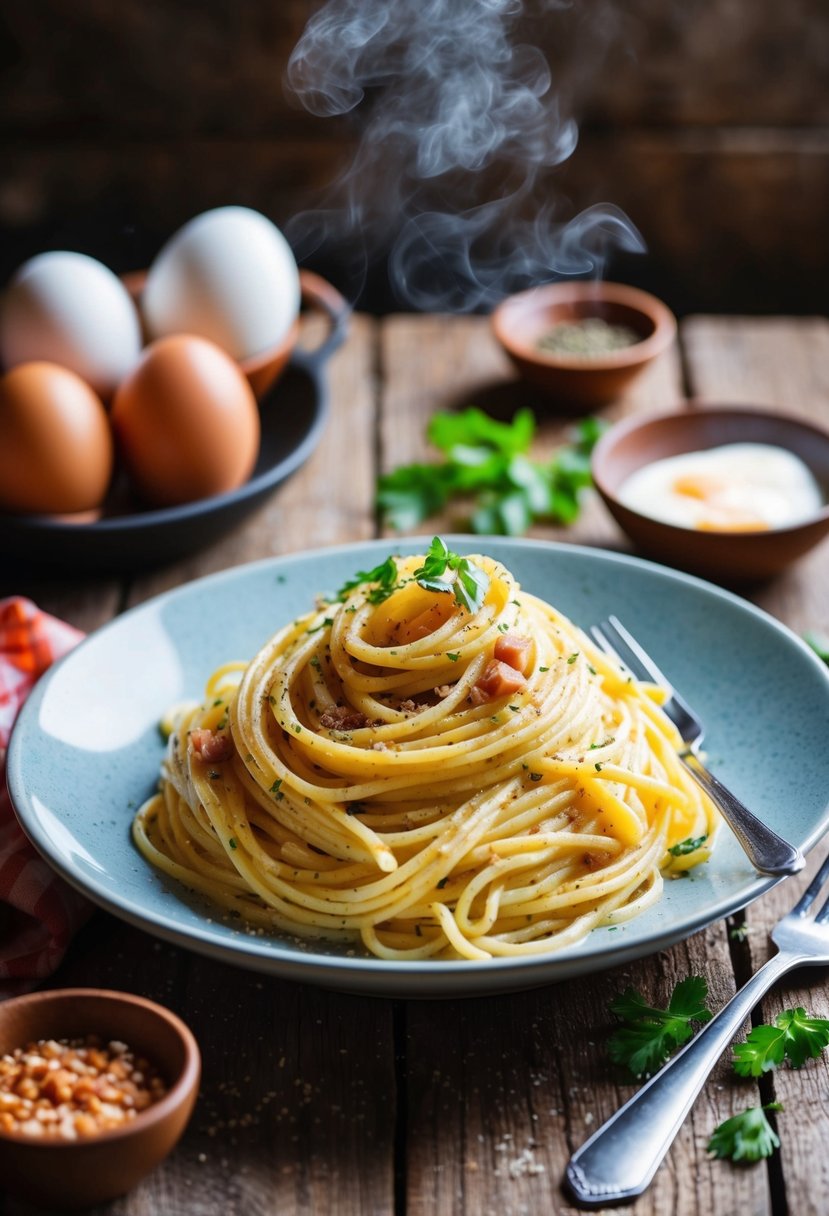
[
  {"x1": 111, "y1": 334, "x2": 260, "y2": 507},
  {"x1": 0, "y1": 361, "x2": 114, "y2": 514}
]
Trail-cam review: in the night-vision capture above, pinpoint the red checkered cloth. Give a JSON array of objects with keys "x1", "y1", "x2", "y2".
[{"x1": 0, "y1": 598, "x2": 91, "y2": 997}]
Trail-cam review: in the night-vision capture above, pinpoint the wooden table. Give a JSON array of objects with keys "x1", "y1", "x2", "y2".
[{"x1": 3, "y1": 312, "x2": 829, "y2": 1216}]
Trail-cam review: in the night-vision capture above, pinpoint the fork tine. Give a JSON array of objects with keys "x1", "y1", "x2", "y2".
[
  {"x1": 793, "y1": 849, "x2": 829, "y2": 917},
  {"x1": 605, "y1": 615, "x2": 671, "y2": 688},
  {"x1": 603, "y1": 616, "x2": 701, "y2": 728},
  {"x1": 589, "y1": 625, "x2": 620, "y2": 662}
]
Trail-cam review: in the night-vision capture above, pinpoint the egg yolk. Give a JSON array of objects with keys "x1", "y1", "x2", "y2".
[{"x1": 618, "y1": 443, "x2": 823, "y2": 533}]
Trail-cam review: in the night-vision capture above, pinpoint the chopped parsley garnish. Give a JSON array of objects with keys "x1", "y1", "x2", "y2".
[
  {"x1": 594, "y1": 762, "x2": 603, "y2": 772},
  {"x1": 607, "y1": 975, "x2": 712, "y2": 1077},
  {"x1": 228, "y1": 838, "x2": 237, "y2": 850},
  {"x1": 307, "y1": 617, "x2": 334, "y2": 634},
  {"x1": 270, "y1": 779, "x2": 282, "y2": 794},
  {"x1": 529, "y1": 772, "x2": 542, "y2": 782},
  {"x1": 567, "y1": 653, "x2": 579, "y2": 664},
  {"x1": 336, "y1": 555, "x2": 401, "y2": 604},
  {"x1": 436, "y1": 876, "x2": 449, "y2": 890},
  {"x1": 589, "y1": 737, "x2": 615, "y2": 749},
  {"x1": 377, "y1": 406, "x2": 605, "y2": 535},
  {"x1": 707, "y1": 1104, "x2": 782, "y2": 1162},
  {"x1": 414, "y1": 537, "x2": 489, "y2": 613},
  {"x1": 447, "y1": 652, "x2": 460, "y2": 662},
  {"x1": 668, "y1": 834, "x2": 708, "y2": 857},
  {"x1": 538, "y1": 665, "x2": 549, "y2": 672}
]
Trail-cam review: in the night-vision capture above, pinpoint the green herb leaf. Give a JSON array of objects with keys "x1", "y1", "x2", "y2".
[
  {"x1": 608, "y1": 976, "x2": 712, "y2": 1077},
  {"x1": 707, "y1": 1104, "x2": 782, "y2": 1162},
  {"x1": 734, "y1": 1008, "x2": 829, "y2": 1076},
  {"x1": 337, "y1": 555, "x2": 400, "y2": 603},
  {"x1": 427, "y1": 406, "x2": 535, "y2": 457},
  {"x1": 377, "y1": 406, "x2": 605, "y2": 535},
  {"x1": 413, "y1": 537, "x2": 490, "y2": 613},
  {"x1": 804, "y1": 630, "x2": 829, "y2": 665},
  {"x1": 668, "y1": 834, "x2": 709, "y2": 857}
]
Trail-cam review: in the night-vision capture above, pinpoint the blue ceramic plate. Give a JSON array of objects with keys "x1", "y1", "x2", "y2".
[{"x1": 8, "y1": 538, "x2": 829, "y2": 997}]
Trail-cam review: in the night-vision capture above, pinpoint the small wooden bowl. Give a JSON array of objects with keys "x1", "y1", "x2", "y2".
[
  {"x1": 0, "y1": 988, "x2": 200, "y2": 1209},
  {"x1": 592, "y1": 405, "x2": 829, "y2": 582},
  {"x1": 491, "y1": 281, "x2": 676, "y2": 410}
]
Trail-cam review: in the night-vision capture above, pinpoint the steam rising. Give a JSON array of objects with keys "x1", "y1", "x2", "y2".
[{"x1": 286, "y1": 0, "x2": 644, "y2": 309}]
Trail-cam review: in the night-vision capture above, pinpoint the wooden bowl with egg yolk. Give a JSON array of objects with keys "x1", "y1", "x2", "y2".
[{"x1": 591, "y1": 405, "x2": 829, "y2": 582}]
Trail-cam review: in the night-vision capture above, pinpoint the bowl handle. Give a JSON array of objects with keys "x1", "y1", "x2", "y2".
[{"x1": 294, "y1": 270, "x2": 351, "y2": 369}]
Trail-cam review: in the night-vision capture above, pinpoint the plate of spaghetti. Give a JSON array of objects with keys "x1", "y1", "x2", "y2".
[{"x1": 8, "y1": 538, "x2": 829, "y2": 996}]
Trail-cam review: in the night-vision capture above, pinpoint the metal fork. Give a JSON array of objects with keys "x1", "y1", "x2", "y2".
[
  {"x1": 566, "y1": 849, "x2": 829, "y2": 1206},
  {"x1": 590, "y1": 615, "x2": 805, "y2": 878}
]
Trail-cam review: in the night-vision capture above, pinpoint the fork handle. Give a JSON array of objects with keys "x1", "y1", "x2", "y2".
[
  {"x1": 565, "y1": 950, "x2": 799, "y2": 1206},
  {"x1": 680, "y1": 754, "x2": 805, "y2": 877}
]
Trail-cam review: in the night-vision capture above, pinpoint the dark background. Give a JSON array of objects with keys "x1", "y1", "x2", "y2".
[{"x1": 1, "y1": 0, "x2": 827, "y2": 316}]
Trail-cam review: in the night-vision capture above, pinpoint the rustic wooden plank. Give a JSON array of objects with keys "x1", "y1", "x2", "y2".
[
  {"x1": 405, "y1": 931, "x2": 761, "y2": 1216},
  {"x1": 682, "y1": 315, "x2": 829, "y2": 1216},
  {"x1": 2, "y1": 131, "x2": 829, "y2": 317},
  {"x1": 2, "y1": 1, "x2": 827, "y2": 135},
  {"x1": 378, "y1": 314, "x2": 766, "y2": 1215}
]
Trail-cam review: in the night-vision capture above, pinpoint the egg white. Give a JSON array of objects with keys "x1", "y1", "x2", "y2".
[{"x1": 618, "y1": 443, "x2": 824, "y2": 531}]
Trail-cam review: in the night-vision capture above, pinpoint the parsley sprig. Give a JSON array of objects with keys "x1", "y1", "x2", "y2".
[
  {"x1": 607, "y1": 976, "x2": 712, "y2": 1078},
  {"x1": 733, "y1": 1008, "x2": 829, "y2": 1076},
  {"x1": 333, "y1": 538, "x2": 490, "y2": 615},
  {"x1": 413, "y1": 537, "x2": 489, "y2": 613},
  {"x1": 707, "y1": 1103, "x2": 782, "y2": 1162},
  {"x1": 605, "y1": 972, "x2": 829, "y2": 1166},
  {"x1": 377, "y1": 407, "x2": 606, "y2": 534},
  {"x1": 336, "y1": 556, "x2": 400, "y2": 604}
]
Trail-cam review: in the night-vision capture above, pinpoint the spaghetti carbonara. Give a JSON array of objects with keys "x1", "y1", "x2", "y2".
[{"x1": 133, "y1": 542, "x2": 718, "y2": 960}]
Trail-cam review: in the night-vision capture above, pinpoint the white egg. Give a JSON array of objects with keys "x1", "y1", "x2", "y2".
[
  {"x1": 141, "y1": 206, "x2": 301, "y2": 362},
  {"x1": 0, "y1": 251, "x2": 142, "y2": 397},
  {"x1": 619, "y1": 443, "x2": 824, "y2": 532}
]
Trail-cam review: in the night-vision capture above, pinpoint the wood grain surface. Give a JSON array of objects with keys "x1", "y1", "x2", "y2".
[
  {"x1": 1, "y1": 2, "x2": 828, "y2": 315},
  {"x1": 1, "y1": 313, "x2": 828, "y2": 1216}
]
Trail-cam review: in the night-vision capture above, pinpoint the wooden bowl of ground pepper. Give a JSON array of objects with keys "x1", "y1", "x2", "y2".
[{"x1": 491, "y1": 281, "x2": 677, "y2": 410}]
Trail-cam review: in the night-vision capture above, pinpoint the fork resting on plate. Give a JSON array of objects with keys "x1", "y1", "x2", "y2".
[
  {"x1": 566, "y1": 848, "x2": 829, "y2": 1206},
  {"x1": 590, "y1": 615, "x2": 805, "y2": 878}
]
